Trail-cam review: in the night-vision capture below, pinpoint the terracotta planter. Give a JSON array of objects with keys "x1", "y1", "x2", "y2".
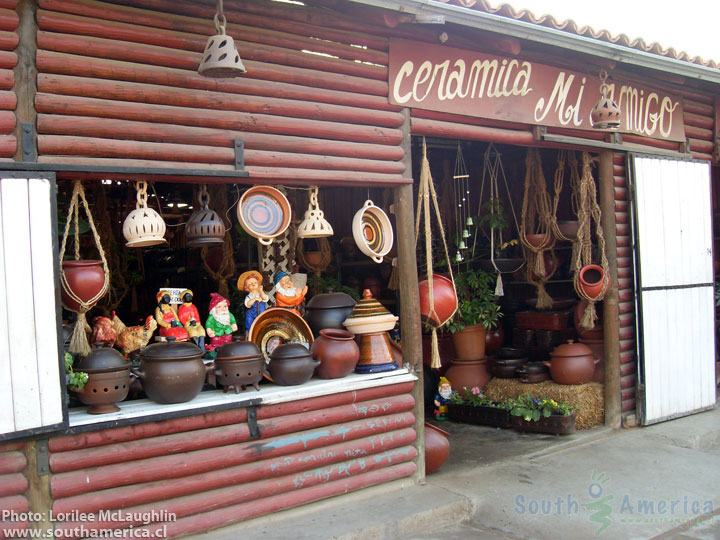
[
  {"x1": 61, "y1": 260, "x2": 106, "y2": 311},
  {"x1": 448, "y1": 403, "x2": 511, "y2": 428},
  {"x1": 451, "y1": 324, "x2": 487, "y2": 361},
  {"x1": 543, "y1": 340, "x2": 597, "y2": 385},
  {"x1": 510, "y1": 412, "x2": 577, "y2": 435},
  {"x1": 578, "y1": 265, "x2": 605, "y2": 299},
  {"x1": 484, "y1": 325, "x2": 504, "y2": 356},
  {"x1": 311, "y1": 329, "x2": 360, "y2": 379},
  {"x1": 444, "y1": 358, "x2": 491, "y2": 390},
  {"x1": 424, "y1": 422, "x2": 450, "y2": 474},
  {"x1": 419, "y1": 274, "x2": 458, "y2": 328},
  {"x1": 525, "y1": 233, "x2": 550, "y2": 248}
]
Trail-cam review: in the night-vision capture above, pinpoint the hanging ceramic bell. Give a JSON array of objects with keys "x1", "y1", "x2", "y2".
[
  {"x1": 454, "y1": 251, "x2": 463, "y2": 262},
  {"x1": 185, "y1": 185, "x2": 226, "y2": 247},
  {"x1": 197, "y1": 2, "x2": 246, "y2": 78},
  {"x1": 458, "y1": 240, "x2": 467, "y2": 250},
  {"x1": 297, "y1": 186, "x2": 333, "y2": 238},
  {"x1": 462, "y1": 229, "x2": 470, "y2": 238},
  {"x1": 466, "y1": 217, "x2": 474, "y2": 226},
  {"x1": 123, "y1": 181, "x2": 167, "y2": 247}
]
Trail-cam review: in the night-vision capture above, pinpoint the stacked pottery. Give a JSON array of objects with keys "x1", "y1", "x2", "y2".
[
  {"x1": 214, "y1": 340, "x2": 265, "y2": 393},
  {"x1": 487, "y1": 347, "x2": 527, "y2": 379},
  {"x1": 311, "y1": 329, "x2": 360, "y2": 379},
  {"x1": 343, "y1": 289, "x2": 398, "y2": 374},
  {"x1": 73, "y1": 344, "x2": 132, "y2": 414}
]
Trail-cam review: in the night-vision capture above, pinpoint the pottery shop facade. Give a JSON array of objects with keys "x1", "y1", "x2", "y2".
[{"x1": 0, "y1": 0, "x2": 718, "y2": 538}]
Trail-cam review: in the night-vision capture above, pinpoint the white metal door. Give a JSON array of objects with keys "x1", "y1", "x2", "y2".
[{"x1": 631, "y1": 155, "x2": 715, "y2": 425}]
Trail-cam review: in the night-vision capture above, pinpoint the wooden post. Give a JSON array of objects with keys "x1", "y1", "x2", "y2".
[
  {"x1": 599, "y1": 150, "x2": 621, "y2": 428},
  {"x1": 394, "y1": 108, "x2": 424, "y2": 482},
  {"x1": 14, "y1": 0, "x2": 37, "y2": 161},
  {"x1": 24, "y1": 440, "x2": 54, "y2": 538}
]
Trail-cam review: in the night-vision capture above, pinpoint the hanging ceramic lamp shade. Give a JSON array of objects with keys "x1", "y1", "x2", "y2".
[
  {"x1": 297, "y1": 186, "x2": 333, "y2": 238},
  {"x1": 197, "y1": 0, "x2": 246, "y2": 78},
  {"x1": 186, "y1": 186, "x2": 226, "y2": 247},
  {"x1": 591, "y1": 71, "x2": 621, "y2": 129},
  {"x1": 123, "y1": 181, "x2": 167, "y2": 247}
]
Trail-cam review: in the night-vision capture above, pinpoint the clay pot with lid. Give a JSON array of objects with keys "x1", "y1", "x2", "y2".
[
  {"x1": 304, "y1": 292, "x2": 357, "y2": 336},
  {"x1": 133, "y1": 338, "x2": 210, "y2": 403},
  {"x1": 543, "y1": 340, "x2": 598, "y2": 385},
  {"x1": 268, "y1": 343, "x2": 320, "y2": 385},
  {"x1": 73, "y1": 344, "x2": 132, "y2": 414},
  {"x1": 214, "y1": 340, "x2": 264, "y2": 393},
  {"x1": 311, "y1": 329, "x2": 360, "y2": 379}
]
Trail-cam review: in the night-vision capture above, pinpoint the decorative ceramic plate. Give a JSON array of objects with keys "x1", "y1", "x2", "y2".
[
  {"x1": 237, "y1": 186, "x2": 291, "y2": 245},
  {"x1": 352, "y1": 200, "x2": 394, "y2": 263},
  {"x1": 248, "y1": 307, "x2": 314, "y2": 380}
]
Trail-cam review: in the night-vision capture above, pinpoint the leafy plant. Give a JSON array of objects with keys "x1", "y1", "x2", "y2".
[
  {"x1": 477, "y1": 198, "x2": 508, "y2": 232},
  {"x1": 450, "y1": 386, "x2": 509, "y2": 408},
  {"x1": 443, "y1": 267, "x2": 501, "y2": 333},
  {"x1": 64, "y1": 352, "x2": 88, "y2": 391},
  {"x1": 507, "y1": 393, "x2": 574, "y2": 422}
]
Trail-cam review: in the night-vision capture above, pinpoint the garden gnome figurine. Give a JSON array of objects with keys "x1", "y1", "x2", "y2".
[
  {"x1": 155, "y1": 290, "x2": 189, "y2": 341},
  {"x1": 177, "y1": 289, "x2": 206, "y2": 351},
  {"x1": 434, "y1": 376, "x2": 454, "y2": 421},
  {"x1": 205, "y1": 293, "x2": 238, "y2": 355},
  {"x1": 273, "y1": 271, "x2": 308, "y2": 312},
  {"x1": 237, "y1": 270, "x2": 268, "y2": 335}
]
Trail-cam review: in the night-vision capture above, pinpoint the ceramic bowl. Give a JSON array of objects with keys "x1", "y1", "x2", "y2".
[
  {"x1": 525, "y1": 233, "x2": 550, "y2": 248},
  {"x1": 237, "y1": 186, "x2": 291, "y2": 245},
  {"x1": 352, "y1": 200, "x2": 394, "y2": 263},
  {"x1": 249, "y1": 307, "x2": 314, "y2": 371}
]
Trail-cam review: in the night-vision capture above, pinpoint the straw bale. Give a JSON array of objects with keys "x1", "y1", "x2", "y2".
[{"x1": 483, "y1": 378, "x2": 604, "y2": 429}]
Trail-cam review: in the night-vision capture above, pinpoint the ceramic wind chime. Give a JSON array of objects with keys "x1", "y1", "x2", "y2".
[{"x1": 452, "y1": 143, "x2": 472, "y2": 263}]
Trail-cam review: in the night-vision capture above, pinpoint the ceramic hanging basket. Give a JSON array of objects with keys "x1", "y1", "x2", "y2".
[
  {"x1": 578, "y1": 264, "x2": 606, "y2": 299},
  {"x1": 237, "y1": 186, "x2": 291, "y2": 246},
  {"x1": 352, "y1": 200, "x2": 394, "y2": 263},
  {"x1": 418, "y1": 274, "x2": 457, "y2": 328}
]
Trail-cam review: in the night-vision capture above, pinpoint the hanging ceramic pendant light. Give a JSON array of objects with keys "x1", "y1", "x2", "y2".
[
  {"x1": 185, "y1": 185, "x2": 226, "y2": 247},
  {"x1": 591, "y1": 70, "x2": 621, "y2": 130},
  {"x1": 197, "y1": 0, "x2": 246, "y2": 78},
  {"x1": 297, "y1": 186, "x2": 333, "y2": 238},
  {"x1": 123, "y1": 181, "x2": 167, "y2": 247}
]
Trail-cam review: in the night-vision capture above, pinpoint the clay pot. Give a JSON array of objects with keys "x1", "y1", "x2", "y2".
[
  {"x1": 451, "y1": 324, "x2": 486, "y2": 361},
  {"x1": 311, "y1": 329, "x2": 360, "y2": 379},
  {"x1": 356, "y1": 332, "x2": 399, "y2": 374},
  {"x1": 74, "y1": 368, "x2": 132, "y2": 414},
  {"x1": 525, "y1": 233, "x2": 550, "y2": 248},
  {"x1": 484, "y1": 325, "x2": 504, "y2": 356},
  {"x1": 61, "y1": 260, "x2": 107, "y2": 311},
  {"x1": 75, "y1": 344, "x2": 129, "y2": 372},
  {"x1": 574, "y1": 299, "x2": 604, "y2": 339},
  {"x1": 134, "y1": 339, "x2": 210, "y2": 403},
  {"x1": 268, "y1": 343, "x2": 320, "y2": 385},
  {"x1": 579, "y1": 336, "x2": 605, "y2": 383},
  {"x1": 424, "y1": 422, "x2": 450, "y2": 475},
  {"x1": 214, "y1": 340, "x2": 264, "y2": 393},
  {"x1": 496, "y1": 346, "x2": 527, "y2": 360},
  {"x1": 419, "y1": 274, "x2": 458, "y2": 328},
  {"x1": 557, "y1": 220, "x2": 579, "y2": 240},
  {"x1": 578, "y1": 265, "x2": 605, "y2": 299},
  {"x1": 490, "y1": 357, "x2": 525, "y2": 378},
  {"x1": 543, "y1": 340, "x2": 598, "y2": 385},
  {"x1": 304, "y1": 292, "x2": 357, "y2": 336},
  {"x1": 445, "y1": 358, "x2": 491, "y2": 390}
]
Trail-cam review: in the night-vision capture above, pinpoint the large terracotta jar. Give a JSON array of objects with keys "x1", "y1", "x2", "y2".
[
  {"x1": 311, "y1": 329, "x2": 360, "y2": 379},
  {"x1": 424, "y1": 422, "x2": 450, "y2": 474},
  {"x1": 451, "y1": 324, "x2": 486, "y2": 361},
  {"x1": 444, "y1": 358, "x2": 491, "y2": 391},
  {"x1": 484, "y1": 325, "x2": 504, "y2": 356},
  {"x1": 61, "y1": 260, "x2": 106, "y2": 311},
  {"x1": 543, "y1": 340, "x2": 598, "y2": 385}
]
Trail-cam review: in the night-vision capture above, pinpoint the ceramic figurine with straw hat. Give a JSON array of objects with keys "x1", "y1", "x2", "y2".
[{"x1": 238, "y1": 270, "x2": 268, "y2": 335}]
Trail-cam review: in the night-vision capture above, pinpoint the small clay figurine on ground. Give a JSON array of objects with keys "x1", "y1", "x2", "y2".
[
  {"x1": 237, "y1": 270, "x2": 268, "y2": 335},
  {"x1": 273, "y1": 271, "x2": 308, "y2": 312},
  {"x1": 155, "y1": 290, "x2": 189, "y2": 341},
  {"x1": 177, "y1": 289, "x2": 206, "y2": 351},
  {"x1": 205, "y1": 292, "x2": 238, "y2": 355},
  {"x1": 434, "y1": 376, "x2": 455, "y2": 421}
]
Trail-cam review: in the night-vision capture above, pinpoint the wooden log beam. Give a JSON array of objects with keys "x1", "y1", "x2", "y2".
[
  {"x1": 0, "y1": 451, "x2": 25, "y2": 474},
  {"x1": 0, "y1": 9, "x2": 17, "y2": 32},
  {"x1": 412, "y1": 116, "x2": 536, "y2": 145},
  {"x1": 36, "y1": 9, "x2": 387, "y2": 80},
  {"x1": 37, "y1": 115, "x2": 405, "y2": 161},
  {"x1": 0, "y1": 30, "x2": 17, "y2": 50},
  {"x1": 0, "y1": 69, "x2": 13, "y2": 90},
  {"x1": 683, "y1": 111, "x2": 714, "y2": 130},
  {"x1": 38, "y1": 135, "x2": 405, "y2": 174},
  {"x1": 37, "y1": 73, "x2": 404, "y2": 128},
  {"x1": 0, "y1": 474, "x2": 27, "y2": 497},
  {"x1": 37, "y1": 34, "x2": 388, "y2": 96},
  {"x1": 35, "y1": 93, "x2": 403, "y2": 145},
  {"x1": 38, "y1": 0, "x2": 389, "y2": 65},
  {"x1": 51, "y1": 429, "x2": 416, "y2": 516},
  {"x1": 0, "y1": 50, "x2": 15, "y2": 69},
  {"x1": 0, "y1": 134, "x2": 14, "y2": 156},
  {"x1": 683, "y1": 99, "x2": 714, "y2": 117},
  {"x1": 37, "y1": 51, "x2": 401, "y2": 112},
  {"x1": 0, "y1": 91, "x2": 16, "y2": 110}
]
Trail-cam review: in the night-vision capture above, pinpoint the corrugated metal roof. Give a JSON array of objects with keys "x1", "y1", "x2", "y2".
[{"x1": 437, "y1": 0, "x2": 719, "y2": 70}]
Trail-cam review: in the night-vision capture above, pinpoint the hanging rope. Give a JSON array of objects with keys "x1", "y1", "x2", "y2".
[
  {"x1": 416, "y1": 138, "x2": 457, "y2": 369},
  {"x1": 573, "y1": 152, "x2": 610, "y2": 329},
  {"x1": 59, "y1": 180, "x2": 110, "y2": 356},
  {"x1": 201, "y1": 185, "x2": 235, "y2": 297},
  {"x1": 296, "y1": 236, "x2": 332, "y2": 274}
]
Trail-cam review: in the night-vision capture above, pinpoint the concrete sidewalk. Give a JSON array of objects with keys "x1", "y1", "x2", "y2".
[{"x1": 189, "y1": 405, "x2": 720, "y2": 540}]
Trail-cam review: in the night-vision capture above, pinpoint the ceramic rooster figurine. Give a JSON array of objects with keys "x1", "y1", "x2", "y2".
[
  {"x1": 91, "y1": 316, "x2": 117, "y2": 347},
  {"x1": 112, "y1": 312, "x2": 158, "y2": 358}
]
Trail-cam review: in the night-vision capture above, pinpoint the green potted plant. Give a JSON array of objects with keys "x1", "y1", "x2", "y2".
[
  {"x1": 448, "y1": 386, "x2": 511, "y2": 427},
  {"x1": 507, "y1": 393, "x2": 576, "y2": 435},
  {"x1": 444, "y1": 267, "x2": 502, "y2": 360}
]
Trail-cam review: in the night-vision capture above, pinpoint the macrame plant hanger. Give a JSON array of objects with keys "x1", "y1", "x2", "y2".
[
  {"x1": 473, "y1": 143, "x2": 524, "y2": 296},
  {"x1": 549, "y1": 150, "x2": 582, "y2": 270},
  {"x1": 416, "y1": 138, "x2": 457, "y2": 369},
  {"x1": 574, "y1": 152, "x2": 610, "y2": 329},
  {"x1": 59, "y1": 180, "x2": 110, "y2": 356},
  {"x1": 200, "y1": 184, "x2": 235, "y2": 298},
  {"x1": 519, "y1": 148, "x2": 556, "y2": 309}
]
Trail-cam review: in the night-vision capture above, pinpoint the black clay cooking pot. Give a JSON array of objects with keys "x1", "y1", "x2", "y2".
[{"x1": 304, "y1": 292, "x2": 356, "y2": 336}]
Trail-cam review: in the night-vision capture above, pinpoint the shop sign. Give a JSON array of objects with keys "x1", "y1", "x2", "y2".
[{"x1": 389, "y1": 39, "x2": 685, "y2": 142}]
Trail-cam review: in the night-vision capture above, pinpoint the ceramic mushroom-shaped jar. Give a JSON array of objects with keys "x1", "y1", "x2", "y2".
[
  {"x1": 543, "y1": 340, "x2": 598, "y2": 385},
  {"x1": 343, "y1": 289, "x2": 399, "y2": 374}
]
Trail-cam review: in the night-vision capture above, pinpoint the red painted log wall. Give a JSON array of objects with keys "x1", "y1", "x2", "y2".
[{"x1": 0, "y1": 442, "x2": 28, "y2": 540}]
